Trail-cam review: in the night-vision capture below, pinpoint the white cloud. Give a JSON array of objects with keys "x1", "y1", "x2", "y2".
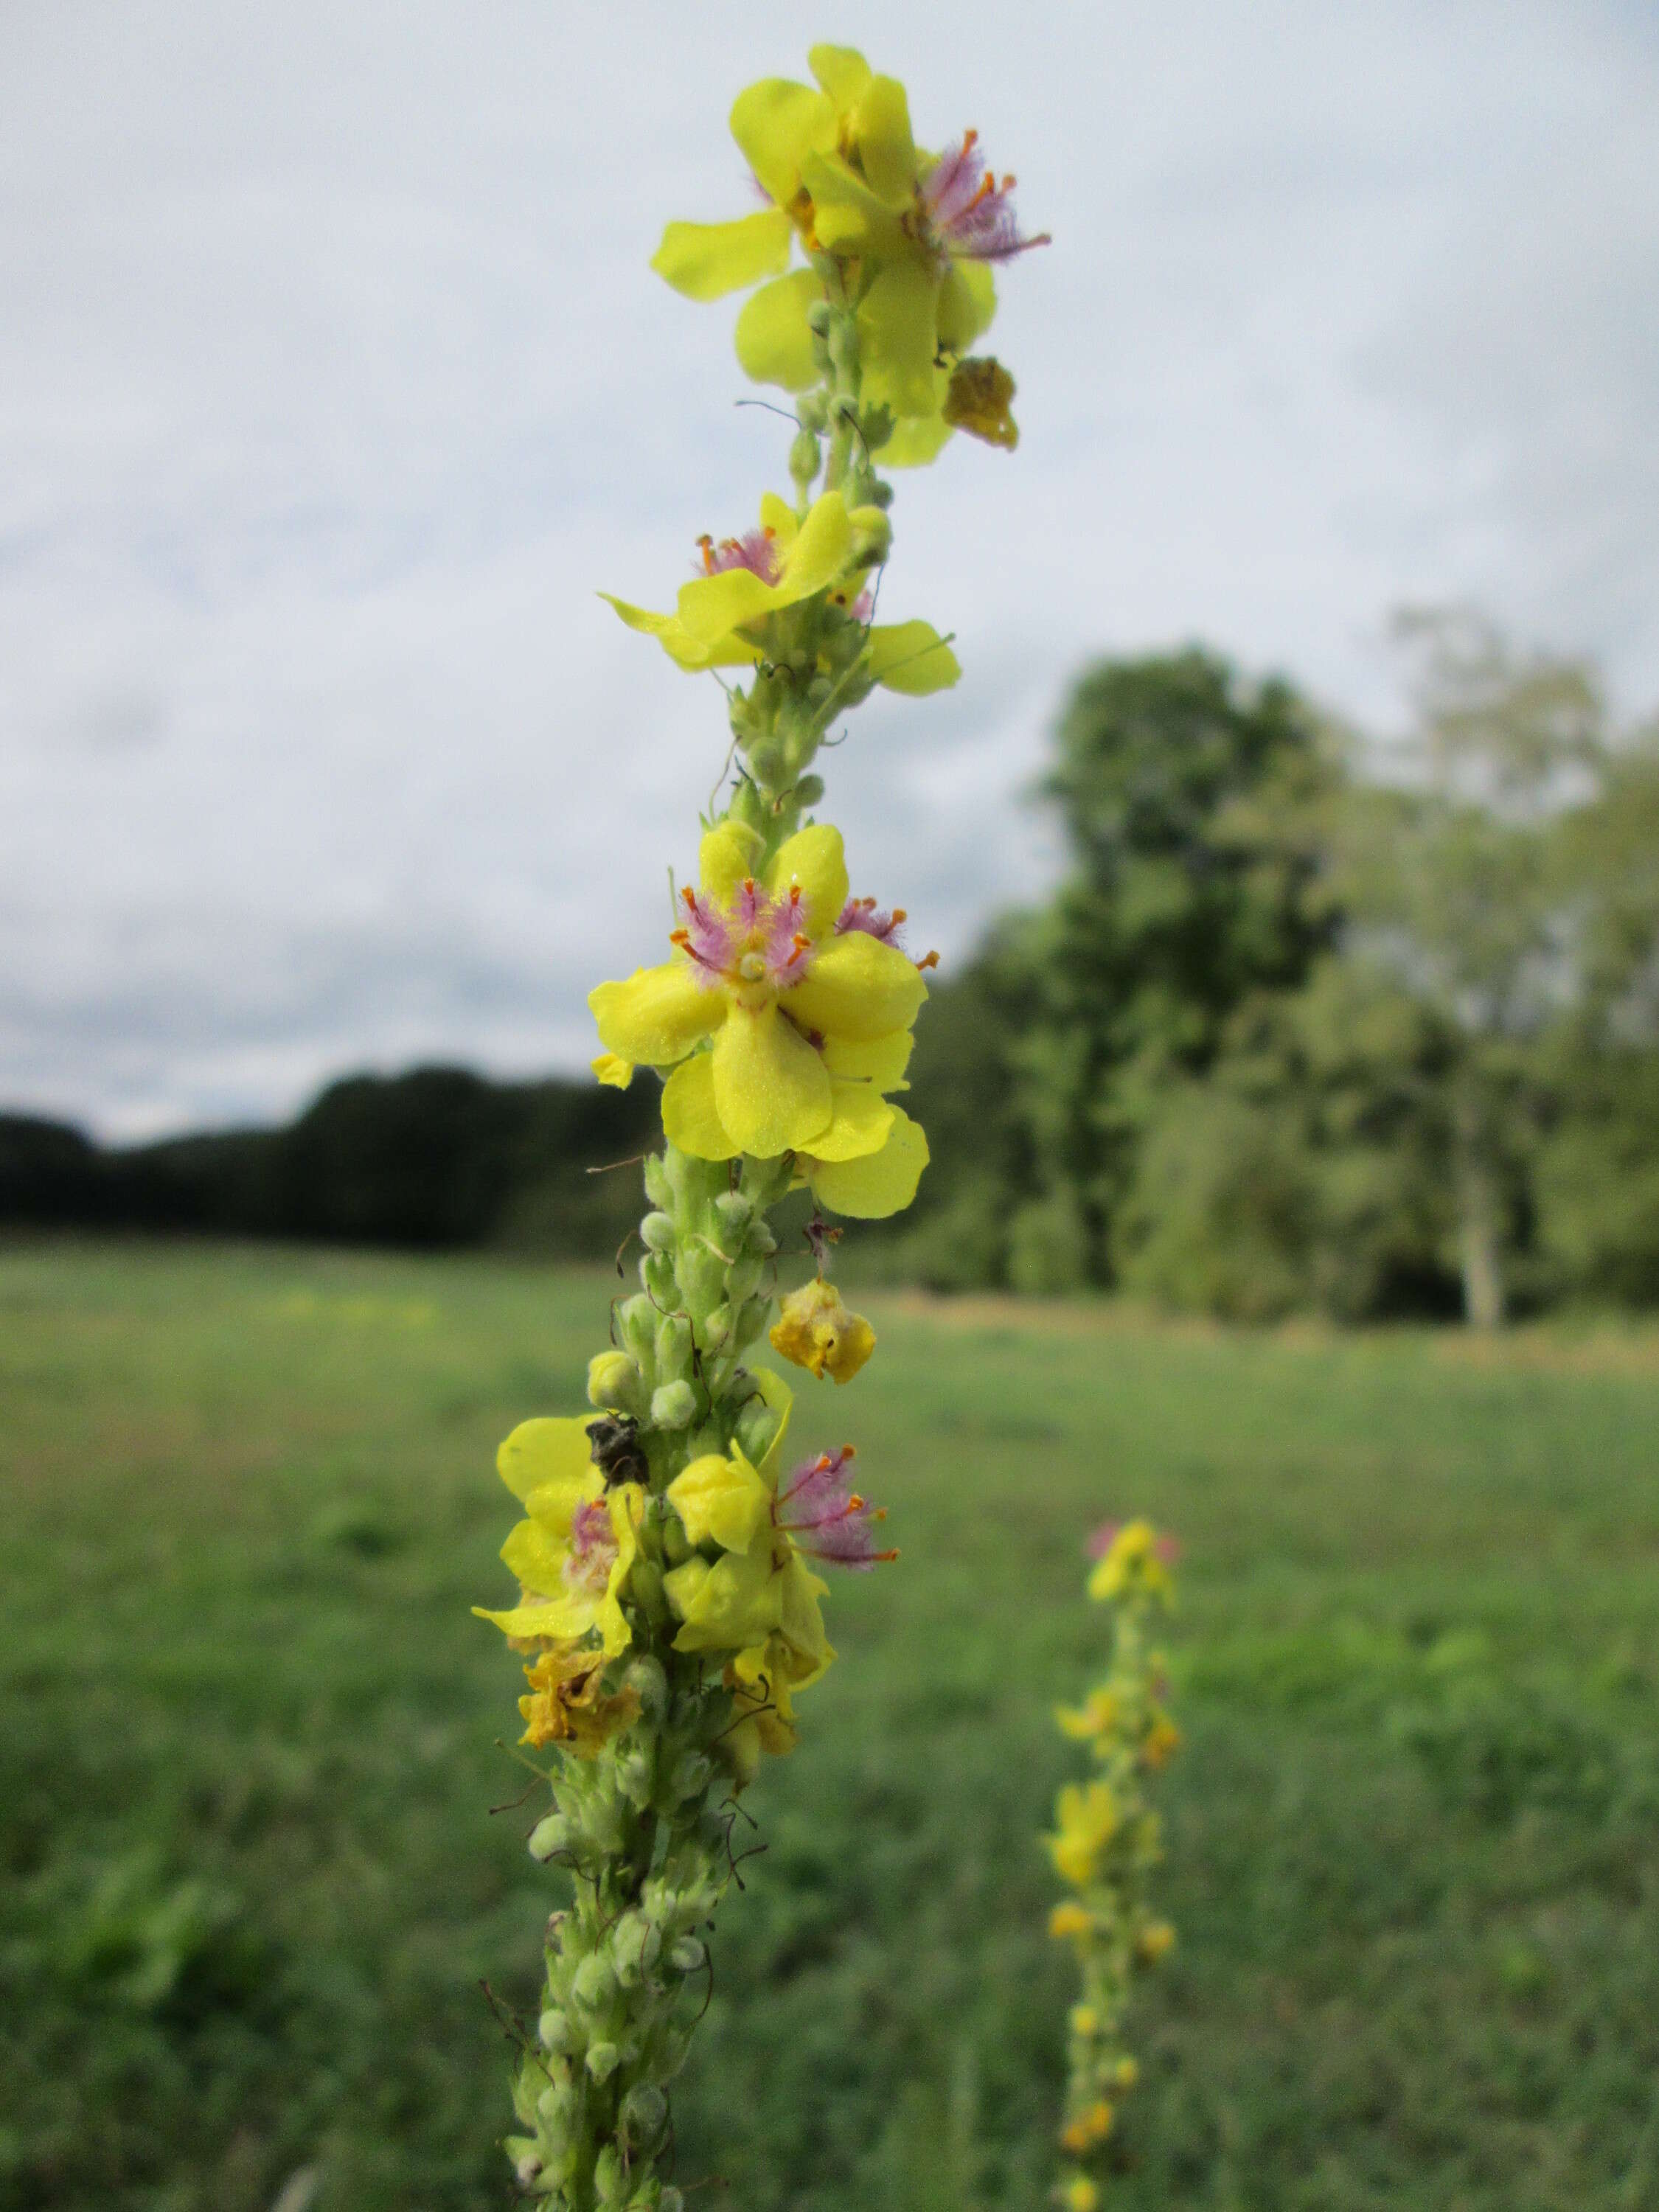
[{"x1": 1, "y1": 0, "x2": 1655, "y2": 1135}]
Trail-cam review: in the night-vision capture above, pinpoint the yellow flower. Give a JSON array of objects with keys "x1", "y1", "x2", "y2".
[
  {"x1": 661, "y1": 1375, "x2": 835, "y2": 1679},
  {"x1": 1087, "y1": 1518, "x2": 1175, "y2": 1604},
  {"x1": 1048, "y1": 1902, "x2": 1093, "y2": 1943},
  {"x1": 1136, "y1": 1920, "x2": 1177, "y2": 1966},
  {"x1": 518, "y1": 1645, "x2": 640, "y2": 1757},
  {"x1": 603, "y1": 490, "x2": 959, "y2": 696},
  {"x1": 591, "y1": 1051, "x2": 633, "y2": 1089},
  {"x1": 650, "y1": 47, "x2": 1046, "y2": 466},
  {"x1": 769, "y1": 1276, "x2": 876, "y2": 1382},
  {"x1": 1062, "y1": 2176, "x2": 1099, "y2": 2212},
  {"x1": 1060, "y1": 2102, "x2": 1113, "y2": 2154},
  {"x1": 1048, "y1": 1781, "x2": 1120, "y2": 1888},
  {"x1": 1054, "y1": 1686, "x2": 1119, "y2": 1742},
  {"x1": 1068, "y1": 2004, "x2": 1099, "y2": 2038},
  {"x1": 472, "y1": 1415, "x2": 643, "y2": 1659},
  {"x1": 590, "y1": 819, "x2": 927, "y2": 1163},
  {"x1": 1141, "y1": 1715, "x2": 1182, "y2": 1770}
]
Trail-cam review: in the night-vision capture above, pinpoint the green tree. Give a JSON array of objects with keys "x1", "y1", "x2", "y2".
[
  {"x1": 1016, "y1": 647, "x2": 1341, "y2": 1284},
  {"x1": 1335, "y1": 611, "x2": 1607, "y2": 1326}
]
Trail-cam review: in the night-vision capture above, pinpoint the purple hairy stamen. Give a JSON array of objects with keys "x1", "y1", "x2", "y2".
[{"x1": 773, "y1": 1447, "x2": 897, "y2": 1569}]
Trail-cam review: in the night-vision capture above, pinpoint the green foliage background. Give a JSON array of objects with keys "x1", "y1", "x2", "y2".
[{"x1": 7, "y1": 1244, "x2": 1659, "y2": 2211}]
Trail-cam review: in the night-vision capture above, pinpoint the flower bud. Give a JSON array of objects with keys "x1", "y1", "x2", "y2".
[
  {"x1": 538, "y1": 2008, "x2": 573, "y2": 2052},
  {"x1": 654, "y1": 1312, "x2": 692, "y2": 1378},
  {"x1": 528, "y1": 1812, "x2": 571, "y2": 1863},
  {"x1": 587, "y1": 2045, "x2": 622, "y2": 2087},
  {"x1": 847, "y1": 504, "x2": 891, "y2": 567},
  {"x1": 640, "y1": 1211, "x2": 675, "y2": 1253},
  {"x1": 587, "y1": 1352, "x2": 641, "y2": 1413},
  {"x1": 623, "y1": 1652, "x2": 667, "y2": 1719},
  {"x1": 614, "y1": 1748, "x2": 655, "y2": 1812},
  {"x1": 712, "y1": 1190, "x2": 754, "y2": 1238},
  {"x1": 641, "y1": 1251, "x2": 676, "y2": 1306},
  {"x1": 789, "y1": 428, "x2": 820, "y2": 483},
  {"x1": 650, "y1": 1380, "x2": 697, "y2": 1429},
  {"x1": 620, "y1": 2083, "x2": 668, "y2": 2145},
  {"x1": 806, "y1": 300, "x2": 832, "y2": 338},
  {"x1": 571, "y1": 1953, "x2": 617, "y2": 2012},
  {"x1": 733, "y1": 1395, "x2": 781, "y2": 1465}
]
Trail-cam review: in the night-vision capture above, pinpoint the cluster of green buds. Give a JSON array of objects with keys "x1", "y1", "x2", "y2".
[
  {"x1": 1046, "y1": 1522, "x2": 1182, "y2": 2212},
  {"x1": 474, "y1": 43, "x2": 1046, "y2": 2212}
]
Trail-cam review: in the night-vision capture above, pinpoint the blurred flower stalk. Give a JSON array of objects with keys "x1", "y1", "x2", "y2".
[
  {"x1": 1047, "y1": 1521, "x2": 1182, "y2": 2211},
  {"x1": 474, "y1": 44, "x2": 1044, "y2": 2212}
]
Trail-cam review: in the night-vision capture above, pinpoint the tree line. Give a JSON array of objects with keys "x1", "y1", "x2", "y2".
[
  {"x1": 8, "y1": 611, "x2": 1656, "y2": 1324},
  {"x1": 876, "y1": 611, "x2": 1659, "y2": 1324}
]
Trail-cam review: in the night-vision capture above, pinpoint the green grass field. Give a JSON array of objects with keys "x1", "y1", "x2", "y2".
[{"x1": 4, "y1": 1241, "x2": 1659, "y2": 2212}]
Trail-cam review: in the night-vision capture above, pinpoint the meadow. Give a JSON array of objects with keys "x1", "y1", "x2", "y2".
[{"x1": 4, "y1": 1239, "x2": 1658, "y2": 2212}]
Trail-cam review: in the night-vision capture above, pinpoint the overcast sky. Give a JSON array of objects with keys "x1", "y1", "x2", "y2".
[{"x1": 4, "y1": 1, "x2": 1657, "y2": 1138}]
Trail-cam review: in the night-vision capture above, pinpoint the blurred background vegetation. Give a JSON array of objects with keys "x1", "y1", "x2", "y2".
[
  {"x1": 6, "y1": 1242, "x2": 1658, "y2": 2212},
  {"x1": 13, "y1": 610, "x2": 1656, "y2": 1329}
]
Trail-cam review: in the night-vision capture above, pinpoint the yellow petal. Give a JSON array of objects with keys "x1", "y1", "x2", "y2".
[
  {"x1": 864, "y1": 619, "x2": 961, "y2": 695},
  {"x1": 496, "y1": 1416, "x2": 598, "y2": 1504},
  {"x1": 523, "y1": 1470, "x2": 606, "y2": 1541},
  {"x1": 936, "y1": 260, "x2": 997, "y2": 351},
  {"x1": 775, "y1": 490, "x2": 853, "y2": 598},
  {"x1": 765, "y1": 822, "x2": 849, "y2": 939},
  {"x1": 661, "y1": 1052, "x2": 739, "y2": 1161},
  {"x1": 651, "y1": 210, "x2": 793, "y2": 301},
  {"x1": 668, "y1": 1545, "x2": 785, "y2": 1654},
  {"x1": 857, "y1": 257, "x2": 942, "y2": 420},
  {"x1": 883, "y1": 409, "x2": 955, "y2": 469},
  {"x1": 782, "y1": 929, "x2": 928, "y2": 1042},
  {"x1": 807, "y1": 44, "x2": 871, "y2": 106},
  {"x1": 590, "y1": 962, "x2": 723, "y2": 1066},
  {"x1": 734, "y1": 268, "x2": 821, "y2": 392},
  {"x1": 472, "y1": 1593, "x2": 595, "y2": 1641},
  {"x1": 801, "y1": 150, "x2": 906, "y2": 257},
  {"x1": 804, "y1": 1105, "x2": 929, "y2": 1219},
  {"x1": 712, "y1": 1001, "x2": 832, "y2": 1156},
  {"x1": 698, "y1": 819, "x2": 765, "y2": 904},
  {"x1": 758, "y1": 490, "x2": 800, "y2": 546},
  {"x1": 599, "y1": 594, "x2": 759, "y2": 672},
  {"x1": 821, "y1": 1029, "x2": 914, "y2": 1090},
  {"x1": 500, "y1": 1516, "x2": 570, "y2": 1593},
  {"x1": 750, "y1": 1365, "x2": 794, "y2": 1484},
  {"x1": 806, "y1": 1078, "x2": 894, "y2": 1161},
  {"x1": 775, "y1": 1554, "x2": 835, "y2": 1687},
  {"x1": 851, "y1": 75, "x2": 917, "y2": 207},
  {"x1": 667, "y1": 1450, "x2": 771, "y2": 1553},
  {"x1": 591, "y1": 1051, "x2": 633, "y2": 1089},
  {"x1": 730, "y1": 76, "x2": 835, "y2": 209}
]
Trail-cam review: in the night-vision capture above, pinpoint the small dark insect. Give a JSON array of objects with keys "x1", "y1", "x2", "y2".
[{"x1": 587, "y1": 1413, "x2": 649, "y2": 1489}]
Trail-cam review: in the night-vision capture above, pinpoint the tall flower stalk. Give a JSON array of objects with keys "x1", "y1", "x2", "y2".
[
  {"x1": 475, "y1": 44, "x2": 1046, "y2": 2212},
  {"x1": 1046, "y1": 1523, "x2": 1182, "y2": 2212}
]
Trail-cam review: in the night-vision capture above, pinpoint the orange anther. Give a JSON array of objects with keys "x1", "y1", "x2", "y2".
[
  {"x1": 891, "y1": 907, "x2": 907, "y2": 924},
  {"x1": 681, "y1": 884, "x2": 698, "y2": 908},
  {"x1": 918, "y1": 950, "x2": 940, "y2": 970}
]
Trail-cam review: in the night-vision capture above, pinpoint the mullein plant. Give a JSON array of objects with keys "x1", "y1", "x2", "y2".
[
  {"x1": 474, "y1": 45, "x2": 1047, "y2": 2212},
  {"x1": 1046, "y1": 1523, "x2": 1182, "y2": 2212}
]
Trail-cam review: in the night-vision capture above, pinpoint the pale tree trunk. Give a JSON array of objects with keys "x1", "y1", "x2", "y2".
[{"x1": 1453, "y1": 1080, "x2": 1506, "y2": 1330}]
